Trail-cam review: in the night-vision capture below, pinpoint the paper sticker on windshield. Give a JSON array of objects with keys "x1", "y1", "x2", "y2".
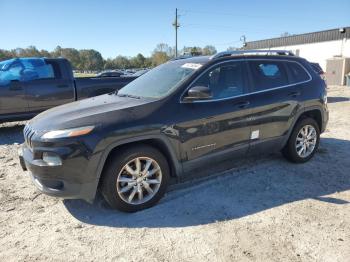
[{"x1": 181, "y1": 63, "x2": 202, "y2": 70}]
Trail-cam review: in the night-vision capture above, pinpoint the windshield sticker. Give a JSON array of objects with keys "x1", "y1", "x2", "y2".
[{"x1": 181, "y1": 63, "x2": 202, "y2": 70}]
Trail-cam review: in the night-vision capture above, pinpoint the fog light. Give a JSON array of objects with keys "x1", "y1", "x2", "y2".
[{"x1": 42, "y1": 152, "x2": 62, "y2": 166}]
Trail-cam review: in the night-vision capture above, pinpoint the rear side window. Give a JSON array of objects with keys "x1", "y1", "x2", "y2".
[
  {"x1": 249, "y1": 61, "x2": 289, "y2": 91},
  {"x1": 21, "y1": 58, "x2": 56, "y2": 81},
  {"x1": 286, "y1": 62, "x2": 310, "y2": 83},
  {"x1": 46, "y1": 61, "x2": 62, "y2": 79}
]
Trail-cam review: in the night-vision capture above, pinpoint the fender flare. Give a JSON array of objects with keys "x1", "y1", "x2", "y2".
[
  {"x1": 282, "y1": 105, "x2": 325, "y2": 147},
  {"x1": 94, "y1": 134, "x2": 182, "y2": 182}
]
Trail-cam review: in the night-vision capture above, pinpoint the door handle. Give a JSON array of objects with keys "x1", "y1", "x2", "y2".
[
  {"x1": 288, "y1": 91, "x2": 301, "y2": 97},
  {"x1": 235, "y1": 101, "x2": 250, "y2": 108},
  {"x1": 57, "y1": 84, "x2": 69, "y2": 88}
]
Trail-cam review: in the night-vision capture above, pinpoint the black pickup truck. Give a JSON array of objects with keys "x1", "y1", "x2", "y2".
[{"x1": 0, "y1": 57, "x2": 137, "y2": 122}]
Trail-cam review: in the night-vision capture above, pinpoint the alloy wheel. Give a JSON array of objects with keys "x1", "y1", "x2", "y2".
[
  {"x1": 295, "y1": 124, "x2": 317, "y2": 158},
  {"x1": 116, "y1": 157, "x2": 162, "y2": 205}
]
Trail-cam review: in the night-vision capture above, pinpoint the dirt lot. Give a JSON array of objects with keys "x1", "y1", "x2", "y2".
[{"x1": 0, "y1": 86, "x2": 349, "y2": 262}]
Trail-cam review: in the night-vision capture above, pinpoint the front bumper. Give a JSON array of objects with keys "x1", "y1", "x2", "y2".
[{"x1": 19, "y1": 143, "x2": 100, "y2": 202}]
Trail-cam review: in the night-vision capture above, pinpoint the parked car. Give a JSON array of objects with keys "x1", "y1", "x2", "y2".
[
  {"x1": 0, "y1": 58, "x2": 137, "y2": 122},
  {"x1": 19, "y1": 50, "x2": 328, "y2": 212},
  {"x1": 132, "y1": 69, "x2": 150, "y2": 77},
  {"x1": 96, "y1": 70, "x2": 125, "y2": 78}
]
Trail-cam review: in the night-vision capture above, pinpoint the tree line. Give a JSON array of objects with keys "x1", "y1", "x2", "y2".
[{"x1": 0, "y1": 44, "x2": 219, "y2": 71}]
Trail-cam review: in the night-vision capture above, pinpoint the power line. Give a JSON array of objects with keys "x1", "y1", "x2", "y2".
[
  {"x1": 179, "y1": 9, "x2": 271, "y2": 19},
  {"x1": 181, "y1": 23, "x2": 268, "y2": 34},
  {"x1": 179, "y1": 9, "x2": 338, "y2": 21}
]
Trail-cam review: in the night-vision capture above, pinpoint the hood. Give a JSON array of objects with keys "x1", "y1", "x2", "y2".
[{"x1": 29, "y1": 93, "x2": 156, "y2": 131}]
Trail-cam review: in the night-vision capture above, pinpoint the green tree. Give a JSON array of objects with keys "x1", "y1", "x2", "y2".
[
  {"x1": 113, "y1": 56, "x2": 131, "y2": 69},
  {"x1": 202, "y1": 45, "x2": 217, "y2": 55},
  {"x1": 0, "y1": 49, "x2": 12, "y2": 61},
  {"x1": 12, "y1": 48, "x2": 26, "y2": 57},
  {"x1": 39, "y1": 49, "x2": 51, "y2": 58},
  {"x1": 25, "y1": 46, "x2": 41, "y2": 57},
  {"x1": 104, "y1": 58, "x2": 115, "y2": 70},
  {"x1": 181, "y1": 46, "x2": 202, "y2": 56},
  {"x1": 53, "y1": 45, "x2": 63, "y2": 57},
  {"x1": 60, "y1": 48, "x2": 81, "y2": 69},
  {"x1": 79, "y1": 49, "x2": 104, "y2": 71},
  {"x1": 129, "y1": 53, "x2": 147, "y2": 68},
  {"x1": 151, "y1": 51, "x2": 169, "y2": 66},
  {"x1": 190, "y1": 47, "x2": 202, "y2": 56},
  {"x1": 151, "y1": 43, "x2": 172, "y2": 66}
]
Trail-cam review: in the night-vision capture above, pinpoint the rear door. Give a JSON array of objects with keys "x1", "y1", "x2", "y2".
[
  {"x1": 176, "y1": 60, "x2": 252, "y2": 170},
  {"x1": 23, "y1": 58, "x2": 75, "y2": 113},
  {"x1": 0, "y1": 59, "x2": 28, "y2": 116},
  {"x1": 246, "y1": 59, "x2": 310, "y2": 151}
]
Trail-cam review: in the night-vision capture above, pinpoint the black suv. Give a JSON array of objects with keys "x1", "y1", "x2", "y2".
[{"x1": 19, "y1": 50, "x2": 328, "y2": 212}]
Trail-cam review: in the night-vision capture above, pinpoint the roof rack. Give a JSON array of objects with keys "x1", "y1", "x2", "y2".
[{"x1": 210, "y1": 49, "x2": 295, "y2": 60}]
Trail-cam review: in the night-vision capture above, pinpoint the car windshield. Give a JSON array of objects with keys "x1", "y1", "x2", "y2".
[{"x1": 118, "y1": 59, "x2": 204, "y2": 99}]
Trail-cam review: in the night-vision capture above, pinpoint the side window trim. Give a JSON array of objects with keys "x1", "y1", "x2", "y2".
[
  {"x1": 180, "y1": 58, "x2": 312, "y2": 103},
  {"x1": 180, "y1": 60, "x2": 250, "y2": 103},
  {"x1": 248, "y1": 59, "x2": 312, "y2": 93}
]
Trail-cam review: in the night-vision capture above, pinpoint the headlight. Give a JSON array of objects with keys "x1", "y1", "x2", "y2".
[{"x1": 41, "y1": 126, "x2": 94, "y2": 139}]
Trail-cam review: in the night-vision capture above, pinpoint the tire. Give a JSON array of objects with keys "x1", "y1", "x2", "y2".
[
  {"x1": 101, "y1": 145, "x2": 170, "y2": 212},
  {"x1": 282, "y1": 117, "x2": 320, "y2": 163}
]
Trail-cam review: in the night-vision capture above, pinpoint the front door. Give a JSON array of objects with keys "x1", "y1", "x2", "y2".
[
  {"x1": 0, "y1": 59, "x2": 28, "y2": 117},
  {"x1": 176, "y1": 60, "x2": 252, "y2": 171},
  {"x1": 22, "y1": 58, "x2": 75, "y2": 113}
]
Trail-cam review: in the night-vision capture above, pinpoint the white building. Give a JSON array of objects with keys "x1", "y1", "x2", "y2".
[{"x1": 245, "y1": 27, "x2": 350, "y2": 85}]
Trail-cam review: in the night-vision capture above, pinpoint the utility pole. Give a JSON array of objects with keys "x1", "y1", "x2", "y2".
[
  {"x1": 240, "y1": 35, "x2": 247, "y2": 49},
  {"x1": 173, "y1": 8, "x2": 180, "y2": 57}
]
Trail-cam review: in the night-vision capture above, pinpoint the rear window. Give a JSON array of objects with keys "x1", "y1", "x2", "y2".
[
  {"x1": 20, "y1": 58, "x2": 56, "y2": 81},
  {"x1": 286, "y1": 62, "x2": 310, "y2": 83},
  {"x1": 249, "y1": 61, "x2": 289, "y2": 91}
]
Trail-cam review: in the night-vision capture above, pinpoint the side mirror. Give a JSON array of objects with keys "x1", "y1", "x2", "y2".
[{"x1": 184, "y1": 85, "x2": 212, "y2": 101}]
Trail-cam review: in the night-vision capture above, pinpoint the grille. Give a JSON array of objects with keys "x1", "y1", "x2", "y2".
[{"x1": 23, "y1": 125, "x2": 36, "y2": 149}]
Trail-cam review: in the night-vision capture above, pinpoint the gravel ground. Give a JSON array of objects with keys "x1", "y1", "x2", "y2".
[{"x1": 0, "y1": 86, "x2": 349, "y2": 262}]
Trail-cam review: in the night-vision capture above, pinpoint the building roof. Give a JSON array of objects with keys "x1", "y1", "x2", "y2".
[{"x1": 245, "y1": 27, "x2": 350, "y2": 49}]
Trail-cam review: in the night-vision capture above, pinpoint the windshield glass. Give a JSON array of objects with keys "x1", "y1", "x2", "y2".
[{"x1": 118, "y1": 60, "x2": 204, "y2": 99}]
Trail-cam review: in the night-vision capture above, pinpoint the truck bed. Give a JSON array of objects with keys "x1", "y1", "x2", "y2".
[{"x1": 75, "y1": 76, "x2": 137, "y2": 99}]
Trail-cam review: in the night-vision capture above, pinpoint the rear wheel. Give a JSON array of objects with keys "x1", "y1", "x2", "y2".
[
  {"x1": 101, "y1": 145, "x2": 170, "y2": 212},
  {"x1": 282, "y1": 118, "x2": 320, "y2": 163}
]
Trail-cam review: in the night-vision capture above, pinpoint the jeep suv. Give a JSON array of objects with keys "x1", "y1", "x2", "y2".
[{"x1": 19, "y1": 50, "x2": 329, "y2": 212}]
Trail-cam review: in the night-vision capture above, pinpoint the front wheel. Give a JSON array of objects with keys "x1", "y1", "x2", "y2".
[
  {"x1": 101, "y1": 146, "x2": 170, "y2": 212},
  {"x1": 282, "y1": 118, "x2": 320, "y2": 163}
]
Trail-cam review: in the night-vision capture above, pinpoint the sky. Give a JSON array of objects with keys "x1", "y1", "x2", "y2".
[{"x1": 1, "y1": 0, "x2": 350, "y2": 59}]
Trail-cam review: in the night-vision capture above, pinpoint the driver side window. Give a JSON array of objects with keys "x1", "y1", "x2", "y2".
[
  {"x1": 0, "y1": 58, "x2": 56, "y2": 86},
  {"x1": 193, "y1": 61, "x2": 246, "y2": 99}
]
